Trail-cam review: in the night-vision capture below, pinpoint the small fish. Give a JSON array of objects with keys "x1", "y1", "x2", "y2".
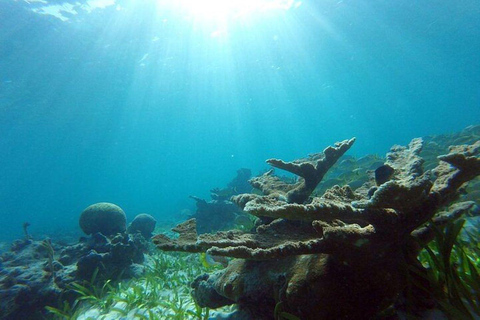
[{"x1": 200, "y1": 252, "x2": 229, "y2": 268}]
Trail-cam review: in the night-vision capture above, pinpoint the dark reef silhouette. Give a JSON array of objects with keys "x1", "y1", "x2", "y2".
[{"x1": 188, "y1": 168, "x2": 252, "y2": 233}]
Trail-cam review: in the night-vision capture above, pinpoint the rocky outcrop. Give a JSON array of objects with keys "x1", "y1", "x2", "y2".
[{"x1": 0, "y1": 203, "x2": 151, "y2": 319}]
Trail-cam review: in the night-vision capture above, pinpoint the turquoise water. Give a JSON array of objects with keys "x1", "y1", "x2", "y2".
[{"x1": 0, "y1": 0, "x2": 479, "y2": 240}]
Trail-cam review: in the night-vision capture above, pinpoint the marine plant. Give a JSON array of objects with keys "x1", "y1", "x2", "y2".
[
  {"x1": 412, "y1": 218, "x2": 480, "y2": 319},
  {"x1": 45, "y1": 252, "x2": 227, "y2": 319},
  {"x1": 40, "y1": 238, "x2": 55, "y2": 278},
  {"x1": 45, "y1": 300, "x2": 82, "y2": 319},
  {"x1": 22, "y1": 221, "x2": 32, "y2": 241},
  {"x1": 70, "y1": 269, "x2": 115, "y2": 310}
]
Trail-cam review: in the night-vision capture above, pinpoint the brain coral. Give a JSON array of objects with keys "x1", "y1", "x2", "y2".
[
  {"x1": 127, "y1": 213, "x2": 157, "y2": 238},
  {"x1": 79, "y1": 202, "x2": 126, "y2": 236}
]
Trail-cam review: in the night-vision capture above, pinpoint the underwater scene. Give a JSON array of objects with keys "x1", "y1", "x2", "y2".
[{"x1": 1, "y1": 0, "x2": 479, "y2": 319}]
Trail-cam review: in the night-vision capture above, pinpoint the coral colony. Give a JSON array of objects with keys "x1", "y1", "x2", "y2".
[
  {"x1": 154, "y1": 135, "x2": 480, "y2": 319},
  {"x1": 1, "y1": 126, "x2": 479, "y2": 319}
]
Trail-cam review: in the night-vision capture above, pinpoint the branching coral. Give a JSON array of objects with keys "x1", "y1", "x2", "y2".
[
  {"x1": 249, "y1": 138, "x2": 355, "y2": 204},
  {"x1": 153, "y1": 138, "x2": 480, "y2": 320}
]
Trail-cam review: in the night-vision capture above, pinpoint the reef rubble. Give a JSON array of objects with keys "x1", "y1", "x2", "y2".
[{"x1": 153, "y1": 137, "x2": 480, "y2": 319}]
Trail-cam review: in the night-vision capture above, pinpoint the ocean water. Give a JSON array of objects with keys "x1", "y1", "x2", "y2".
[{"x1": 0, "y1": 0, "x2": 479, "y2": 241}]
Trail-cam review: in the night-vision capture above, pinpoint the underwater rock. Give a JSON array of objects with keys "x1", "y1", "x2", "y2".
[
  {"x1": 0, "y1": 239, "x2": 75, "y2": 319},
  {"x1": 191, "y1": 273, "x2": 235, "y2": 309},
  {"x1": 155, "y1": 136, "x2": 480, "y2": 320},
  {"x1": 76, "y1": 250, "x2": 105, "y2": 280},
  {"x1": 79, "y1": 202, "x2": 127, "y2": 236},
  {"x1": 76, "y1": 232, "x2": 148, "y2": 281},
  {"x1": 10, "y1": 238, "x2": 32, "y2": 252},
  {"x1": 0, "y1": 228, "x2": 149, "y2": 318},
  {"x1": 110, "y1": 232, "x2": 146, "y2": 264},
  {"x1": 0, "y1": 284, "x2": 31, "y2": 319},
  {"x1": 127, "y1": 213, "x2": 157, "y2": 238},
  {"x1": 88, "y1": 232, "x2": 110, "y2": 252}
]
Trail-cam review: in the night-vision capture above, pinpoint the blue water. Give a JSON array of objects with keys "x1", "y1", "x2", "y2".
[{"x1": 0, "y1": 0, "x2": 479, "y2": 241}]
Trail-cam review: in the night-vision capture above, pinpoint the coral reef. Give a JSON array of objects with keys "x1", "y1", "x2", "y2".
[
  {"x1": 0, "y1": 233, "x2": 148, "y2": 319},
  {"x1": 211, "y1": 168, "x2": 252, "y2": 201},
  {"x1": 0, "y1": 238, "x2": 75, "y2": 319},
  {"x1": 313, "y1": 125, "x2": 480, "y2": 198},
  {"x1": 227, "y1": 168, "x2": 252, "y2": 194},
  {"x1": 75, "y1": 232, "x2": 148, "y2": 281},
  {"x1": 154, "y1": 137, "x2": 480, "y2": 319},
  {"x1": 188, "y1": 169, "x2": 252, "y2": 233},
  {"x1": 250, "y1": 138, "x2": 355, "y2": 204},
  {"x1": 79, "y1": 202, "x2": 127, "y2": 236},
  {"x1": 0, "y1": 205, "x2": 150, "y2": 319},
  {"x1": 188, "y1": 196, "x2": 242, "y2": 233},
  {"x1": 314, "y1": 153, "x2": 385, "y2": 194},
  {"x1": 127, "y1": 213, "x2": 157, "y2": 238}
]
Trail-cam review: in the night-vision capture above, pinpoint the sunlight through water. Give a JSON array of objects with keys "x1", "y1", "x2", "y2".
[{"x1": 161, "y1": 0, "x2": 301, "y2": 20}]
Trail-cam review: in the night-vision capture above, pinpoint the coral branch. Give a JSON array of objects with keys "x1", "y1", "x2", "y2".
[
  {"x1": 152, "y1": 219, "x2": 203, "y2": 252},
  {"x1": 155, "y1": 138, "x2": 480, "y2": 263},
  {"x1": 240, "y1": 192, "x2": 362, "y2": 222},
  {"x1": 248, "y1": 169, "x2": 297, "y2": 198},
  {"x1": 411, "y1": 201, "x2": 477, "y2": 247},
  {"x1": 152, "y1": 134, "x2": 480, "y2": 320},
  {"x1": 431, "y1": 141, "x2": 480, "y2": 204},
  {"x1": 256, "y1": 138, "x2": 356, "y2": 203},
  {"x1": 153, "y1": 218, "x2": 328, "y2": 260},
  {"x1": 208, "y1": 238, "x2": 326, "y2": 260}
]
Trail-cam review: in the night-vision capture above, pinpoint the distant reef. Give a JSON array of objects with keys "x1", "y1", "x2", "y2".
[
  {"x1": 188, "y1": 168, "x2": 253, "y2": 233},
  {"x1": 154, "y1": 125, "x2": 480, "y2": 320},
  {"x1": 0, "y1": 205, "x2": 155, "y2": 319}
]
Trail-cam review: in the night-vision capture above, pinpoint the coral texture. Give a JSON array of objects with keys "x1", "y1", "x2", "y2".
[
  {"x1": 0, "y1": 204, "x2": 151, "y2": 319},
  {"x1": 154, "y1": 138, "x2": 480, "y2": 320},
  {"x1": 79, "y1": 202, "x2": 127, "y2": 236},
  {"x1": 250, "y1": 138, "x2": 355, "y2": 204},
  {"x1": 0, "y1": 232, "x2": 148, "y2": 318},
  {"x1": 127, "y1": 213, "x2": 157, "y2": 238}
]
